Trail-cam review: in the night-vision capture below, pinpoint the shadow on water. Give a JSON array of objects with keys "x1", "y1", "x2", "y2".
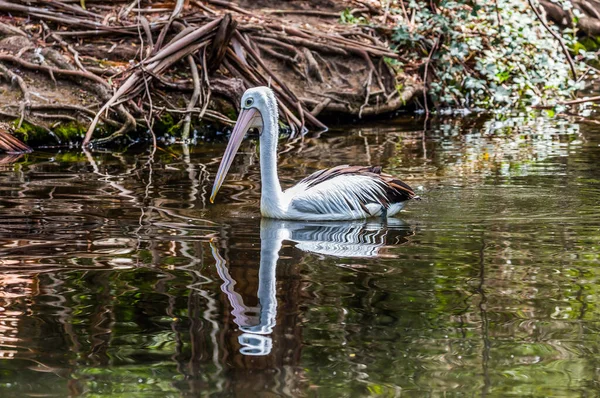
[{"x1": 0, "y1": 113, "x2": 599, "y2": 396}]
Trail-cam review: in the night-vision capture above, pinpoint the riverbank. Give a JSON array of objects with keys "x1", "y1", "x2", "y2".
[
  {"x1": 0, "y1": 0, "x2": 595, "y2": 150},
  {"x1": 0, "y1": 0, "x2": 423, "y2": 148}
]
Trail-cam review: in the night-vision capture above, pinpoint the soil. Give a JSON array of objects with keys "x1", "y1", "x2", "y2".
[{"x1": 0, "y1": 0, "x2": 421, "y2": 149}]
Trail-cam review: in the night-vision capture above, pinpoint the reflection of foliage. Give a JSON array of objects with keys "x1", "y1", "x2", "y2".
[
  {"x1": 430, "y1": 114, "x2": 581, "y2": 177},
  {"x1": 0, "y1": 116, "x2": 599, "y2": 396},
  {"x1": 375, "y1": 113, "x2": 583, "y2": 182},
  {"x1": 391, "y1": 0, "x2": 591, "y2": 109},
  {"x1": 296, "y1": 114, "x2": 600, "y2": 396},
  {"x1": 301, "y1": 182, "x2": 600, "y2": 396}
]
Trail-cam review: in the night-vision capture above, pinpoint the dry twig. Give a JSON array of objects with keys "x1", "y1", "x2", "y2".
[{"x1": 527, "y1": 0, "x2": 577, "y2": 80}]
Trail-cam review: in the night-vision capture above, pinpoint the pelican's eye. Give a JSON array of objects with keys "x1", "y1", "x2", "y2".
[{"x1": 244, "y1": 97, "x2": 254, "y2": 107}]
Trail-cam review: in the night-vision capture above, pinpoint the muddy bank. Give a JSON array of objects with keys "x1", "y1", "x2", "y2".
[{"x1": 0, "y1": 0, "x2": 421, "y2": 149}]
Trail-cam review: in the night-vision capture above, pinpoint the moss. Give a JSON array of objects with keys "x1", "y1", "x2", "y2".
[
  {"x1": 578, "y1": 37, "x2": 599, "y2": 52},
  {"x1": 12, "y1": 120, "x2": 48, "y2": 143},
  {"x1": 53, "y1": 122, "x2": 86, "y2": 142},
  {"x1": 12, "y1": 110, "x2": 229, "y2": 147},
  {"x1": 10, "y1": 119, "x2": 118, "y2": 147},
  {"x1": 154, "y1": 113, "x2": 194, "y2": 138},
  {"x1": 211, "y1": 97, "x2": 237, "y2": 121},
  {"x1": 52, "y1": 152, "x2": 89, "y2": 162},
  {"x1": 13, "y1": 120, "x2": 88, "y2": 146},
  {"x1": 167, "y1": 122, "x2": 183, "y2": 137},
  {"x1": 154, "y1": 113, "x2": 177, "y2": 136}
]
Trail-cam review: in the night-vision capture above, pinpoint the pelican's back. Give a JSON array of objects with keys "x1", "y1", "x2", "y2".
[{"x1": 285, "y1": 165, "x2": 419, "y2": 220}]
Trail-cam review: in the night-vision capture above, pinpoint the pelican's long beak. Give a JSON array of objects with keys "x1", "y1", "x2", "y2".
[{"x1": 210, "y1": 108, "x2": 260, "y2": 203}]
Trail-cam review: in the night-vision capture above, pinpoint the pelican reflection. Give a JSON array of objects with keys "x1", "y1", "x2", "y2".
[{"x1": 211, "y1": 218, "x2": 414, "y2": 356}]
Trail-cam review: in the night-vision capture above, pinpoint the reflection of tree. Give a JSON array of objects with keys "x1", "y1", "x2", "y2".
[
  {"x1": 0, "y1": 116, "x2": 599, "y2": 396},
  {"x1": 0, "y1": 274, "x2": 31, "y2": 361},
  {"x1": 477, "y1": 235, "x2": 490, "y2": 396}
]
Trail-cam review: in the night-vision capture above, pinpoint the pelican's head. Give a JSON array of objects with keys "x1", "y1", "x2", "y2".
[{"x1": 210, "y1": 87, "x2": 279, "y2": 203}]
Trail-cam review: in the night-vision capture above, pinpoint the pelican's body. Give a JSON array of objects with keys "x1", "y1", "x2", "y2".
[
  {"x1": 211, "y1": 87, "x2": 420, "y2": 220},
  {"x1": 260, "y1": 165, "x2": 415, "y2": 220}
]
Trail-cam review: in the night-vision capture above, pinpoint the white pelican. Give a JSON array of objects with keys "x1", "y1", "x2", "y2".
[{"x1": 210, "y1": 87, "x2": 420, "y2": 220}]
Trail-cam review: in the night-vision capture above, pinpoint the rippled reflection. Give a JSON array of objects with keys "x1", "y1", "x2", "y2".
[
  {"x1": 212, "y1": 219, "x2": 414, "y2": 356},
  {"x1": 0, "y1": 114, "x2": 599, "y2": 396}
]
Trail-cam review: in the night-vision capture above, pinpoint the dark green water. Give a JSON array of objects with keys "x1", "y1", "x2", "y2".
[{"x1": 0, "y1": 114, "x2": 599, "y2": 396}]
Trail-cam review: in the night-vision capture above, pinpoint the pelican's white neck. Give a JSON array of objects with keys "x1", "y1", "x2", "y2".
[{"x1": 259, "y1": 106, "x2": 284, "y2": 217}]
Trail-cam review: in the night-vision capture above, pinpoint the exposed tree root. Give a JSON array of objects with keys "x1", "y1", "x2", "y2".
[
  {"x1": 0, "y1": 62, "x2": 30, "y2": 128},
  {"x1": 541, "y1": 0, "x2": 600, "y2": 36},
  {"x1": 182, "y1": 55, "x2": 202, "y2": 141},
  {"x1": 0, "y1": 0, "x2": 420, "y2": 149}
]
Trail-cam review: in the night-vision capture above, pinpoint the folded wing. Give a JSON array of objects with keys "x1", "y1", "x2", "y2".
[{"x1": 289, "y1": 165, "x2": 418, "y2": 216}]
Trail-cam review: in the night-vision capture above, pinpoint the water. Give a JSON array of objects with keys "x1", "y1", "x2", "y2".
[{"x1": 0, "y1": 114, "x2": 599, "y2": 396}]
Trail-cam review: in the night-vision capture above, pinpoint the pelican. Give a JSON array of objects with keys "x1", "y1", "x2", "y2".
[{"x1": 210, "y1": 87, "x2": 420, "y2": 220}]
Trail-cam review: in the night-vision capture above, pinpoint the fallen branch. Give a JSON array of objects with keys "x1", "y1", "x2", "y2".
[
  {"x1": 527, "y1": 0, "x2": 577, "y2": 80},
  {"x1": 263, "y1": 8, "x2": 368, "y2": 18},
  {"x1": 0, "y1": 0, "x2": 421, "y2": 148},
  {"x1": 0, "y1": 62, "x2": 30, "y2": 128},
  {"x1": 422, "y1": 36, "x2": 440, "y2": 116},
  {"x1": 0, "y1": 54, "x2": 109, "y2": 87},
  {"x1": 560, "y1": 95, "x2": 600, "y2": 105},
  {"x1": 0, "y1": 111, "x2": 39, "y2": 153},
  {"x1": 182, "y1": 55, "x2": 201, "y2": 141}
]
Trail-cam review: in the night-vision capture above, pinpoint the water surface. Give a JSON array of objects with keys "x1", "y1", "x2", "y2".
[{"x1": 0, "y1": 114, "x2": 599, "y2": 396}]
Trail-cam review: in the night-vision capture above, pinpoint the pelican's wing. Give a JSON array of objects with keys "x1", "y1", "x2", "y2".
[{"x1": 289, "y1": 166, "x2": 417, "y2": 215}]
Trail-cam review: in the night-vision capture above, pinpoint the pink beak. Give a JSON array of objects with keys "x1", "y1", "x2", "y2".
[{"x1": 210, "y1": 108, "x2": 261, "y2": 203}]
